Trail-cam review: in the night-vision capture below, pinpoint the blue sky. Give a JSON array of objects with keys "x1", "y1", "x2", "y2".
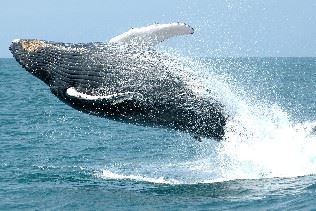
[{"x1": 1, "y1": 0, "x2": 316, "y2": 57}]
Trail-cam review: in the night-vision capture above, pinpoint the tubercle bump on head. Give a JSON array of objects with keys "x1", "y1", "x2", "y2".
[{"x1": 20, "y1": 40, "x2": 45, "y2": 52}]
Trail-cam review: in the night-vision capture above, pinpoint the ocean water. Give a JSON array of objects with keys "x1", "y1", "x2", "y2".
[{"x1": 1, "y1": 56, "x2": 316, "y2": 210}]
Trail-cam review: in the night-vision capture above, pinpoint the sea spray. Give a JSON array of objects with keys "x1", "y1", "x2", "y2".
[
  {"x1": 178, "y1": 55, "x2": 316, "y2": 181},
  {"x1": 96, "y1": 53, "x2": 316, "y2": 184}
]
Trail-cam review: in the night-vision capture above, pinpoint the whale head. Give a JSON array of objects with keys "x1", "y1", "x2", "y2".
[{"x1": 10, "y1": 39, "x2": 52, "y2": 85}]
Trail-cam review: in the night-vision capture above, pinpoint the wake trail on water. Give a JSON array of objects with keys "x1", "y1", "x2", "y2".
[{"x1": 97, "y1": 50, "x2": 316, "y2": 184}]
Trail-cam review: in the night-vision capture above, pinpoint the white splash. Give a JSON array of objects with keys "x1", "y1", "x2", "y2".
[
  {"x1": 95, "y1": 49, "x2": 316, "y2": 184},
  {"x1": 177, "y1": 57, "x2": 316, "y2": 181},
  {"x1": 217, "y1": 105, "x2": 316, "y2": 180}
]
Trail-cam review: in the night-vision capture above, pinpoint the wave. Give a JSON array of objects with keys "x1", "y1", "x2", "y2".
[{"x1": 96, "y1": 169, "x2": 181, "y2": 184}]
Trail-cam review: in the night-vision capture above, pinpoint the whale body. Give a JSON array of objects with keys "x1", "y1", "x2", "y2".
[{"x1": 9, "y1": 23, "x2": 227, "y2": 141}]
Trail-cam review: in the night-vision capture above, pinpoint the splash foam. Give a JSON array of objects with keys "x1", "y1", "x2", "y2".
[{"x1": 96, "y1": 51, "x2": 316, "y2": 184}]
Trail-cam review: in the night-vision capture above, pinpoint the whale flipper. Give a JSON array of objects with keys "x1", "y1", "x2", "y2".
[
  {"x1": 109, "y1": 22, "x2": 194, "y2": 48},
  {"x1": 66, "y1": 87, "x2": 142, "y2": 105}
]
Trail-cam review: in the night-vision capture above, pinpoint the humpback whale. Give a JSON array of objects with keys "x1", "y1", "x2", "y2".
[{"x1": 9, "y1": 23, "x2": 227, "y2": 141}]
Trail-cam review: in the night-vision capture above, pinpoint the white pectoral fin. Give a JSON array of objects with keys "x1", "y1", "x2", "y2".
[
  {"x1": 66, "y1": 87, "x2": 142, "y2": 104},
  {"x1": 109, "y1": 22, "x2": 194, "y2": 47}
]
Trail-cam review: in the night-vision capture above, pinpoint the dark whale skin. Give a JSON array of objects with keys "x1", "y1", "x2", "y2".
[{"x1": 10, "y1": 39, "x2": 227, "y2": 140}]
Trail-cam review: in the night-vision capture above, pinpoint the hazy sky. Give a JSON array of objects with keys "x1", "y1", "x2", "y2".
[{"x1": 1, "y1": 0, "x2": 316, "y2": 57}]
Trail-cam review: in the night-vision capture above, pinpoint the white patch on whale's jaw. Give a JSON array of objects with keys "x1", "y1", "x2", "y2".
[
  {"x1": 66, "y1": 87, "x2": 142, "y2": 104},
  {"x1": 66, "y1": 87, "x2": 118, "y2": 100},
  {"x1": 109, "y1": 22, "x2": 194, "y2": 48}
]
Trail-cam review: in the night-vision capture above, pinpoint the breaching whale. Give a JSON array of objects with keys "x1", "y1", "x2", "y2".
[{"x1": 9, "y1": 22, "x2": 227, "y2": 141}]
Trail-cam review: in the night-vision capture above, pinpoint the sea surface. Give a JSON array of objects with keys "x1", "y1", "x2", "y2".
[{"x1": 1, "y1": 57, "x2": 316, "y2": 210}]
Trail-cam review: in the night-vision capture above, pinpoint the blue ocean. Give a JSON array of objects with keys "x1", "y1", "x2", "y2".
[{"x1": 1, "y1": 56, "x2": 316, "y2": 210}]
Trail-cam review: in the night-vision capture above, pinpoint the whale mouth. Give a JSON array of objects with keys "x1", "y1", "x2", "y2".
[{"x1": 10, "y1": 39, "x2": 51, "y2": 84}]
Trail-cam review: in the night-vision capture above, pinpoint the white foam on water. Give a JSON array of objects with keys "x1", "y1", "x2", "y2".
[
  {"x1": 217, "y1": 107, "x2": 316, "y2": 180},
  {"x1": 97, "y1": 169, "x2": 181, "y2": 184}
]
